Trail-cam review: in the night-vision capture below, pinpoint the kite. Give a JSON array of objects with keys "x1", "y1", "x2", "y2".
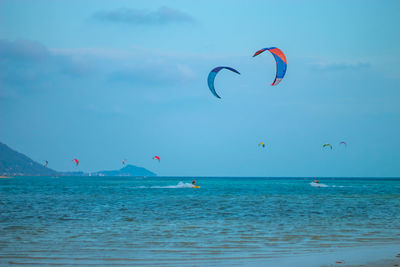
[
  {"x1": 73, "y1": 158, "x2": 79, "y2": 166},
  {"x1": 207, "y1": 66, "x2": 240, "y2": 98},
  {"x1": 153, "y1": 156, "x2": 160, "y2": 162},
  {"x1": 339, "y1": 141, "x2": 347, "y2": 147},
  {"x1": 253, "y1": 47, "x2": 287, "y2": 86},
  {"x1": 258, "y1": 142, "x2": 265, "y2": 148},
  {"x1": 323, "y1": 144, "x2": 333, "y2": 150}
]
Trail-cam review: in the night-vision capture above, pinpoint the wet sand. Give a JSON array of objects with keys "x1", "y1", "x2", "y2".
[
  {"x1": 346, "y1": 256, "x2": 400, "y2": 267},
  {"x1": 260, "y1": 245, "x2": 400, "y2": 267}
]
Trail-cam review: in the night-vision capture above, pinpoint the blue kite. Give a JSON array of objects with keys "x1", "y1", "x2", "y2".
[{"x1": 207, "y1": 66, "x2": 240, "y2": 99}]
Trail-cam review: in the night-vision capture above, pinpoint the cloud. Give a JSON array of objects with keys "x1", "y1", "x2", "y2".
[
  {"x1": 51, "y1": 46, "x2": 198, "y2": 86},
  {"x1": 311, "y1": 61, "x2": 371, "y2": 72},
  {"x1": 0, "y1": 39, "x2": 96, "y2": 98},
  {"x1": 0, "y1": 39, "x2": 197, "y2": 100},
  {"x1": 107, "y1": 61, "x2": 196, "y2": 87},
  {"x1": 92, "y1": 6, "x2": 194, "y2": 25},
  {"x1": 0, "y1": 39, "x2": 49, "y2": 62}
]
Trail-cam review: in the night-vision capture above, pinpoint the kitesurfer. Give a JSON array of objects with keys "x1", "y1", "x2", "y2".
[
  {"x1": 192, "y1": 180, "x2": 196, "y2": 186},
  {"x1": 313, "y1": 179, "x2": 321, "y2": 188}
]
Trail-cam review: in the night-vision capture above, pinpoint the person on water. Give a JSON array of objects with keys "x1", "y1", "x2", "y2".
[
  {"x1": 192, "y1": 180, "x2": 196, "y2": 186},
  {"x1": 314, "y1": 179, "x2": 319, "y2": 184}
]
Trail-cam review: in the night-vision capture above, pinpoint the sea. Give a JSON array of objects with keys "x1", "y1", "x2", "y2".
[{"x1": 1, "y1": 176, "x2": 399, "y2": 266}]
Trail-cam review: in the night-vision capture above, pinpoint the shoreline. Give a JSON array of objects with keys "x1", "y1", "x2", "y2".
[{"x1": 0, "y1": 240, "x2": 398, "y2": 266}]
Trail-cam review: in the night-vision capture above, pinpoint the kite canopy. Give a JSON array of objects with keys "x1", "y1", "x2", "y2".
[
  {"x1": 339, "y1": 141, "x2": 347, "y2": 147},
  {"x1": 253, "y1": 47, "x2": 287, "y2": 86},
  {"x1": 153, "y1": 155, "x2": 160, "y2": 162},
  {"x1": 207, "y1": 66, "x2": 240, "y2": 99},
  {"x1": 73, "y1": 158, "x2": 79, "y2": 166},
  {"x1": 258, "y1": 142, "x2": 265, "y2": 148},
  {"x1": 323, "y1": 143, "x2": 333, "y2": 150}
]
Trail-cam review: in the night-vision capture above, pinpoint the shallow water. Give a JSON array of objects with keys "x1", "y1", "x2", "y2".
[{"x1": 1, "y1": 177, "x2": 399, "y2": 266}]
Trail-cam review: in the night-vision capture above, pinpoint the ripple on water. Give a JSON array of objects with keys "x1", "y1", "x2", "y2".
[{"x1": 1, "y1": 177, "x2": 400, "y2": 265}]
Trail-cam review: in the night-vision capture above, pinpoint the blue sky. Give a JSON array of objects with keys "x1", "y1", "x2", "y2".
[{"x1": 1, "y1": 0, "x2": 399, "y2": 177}]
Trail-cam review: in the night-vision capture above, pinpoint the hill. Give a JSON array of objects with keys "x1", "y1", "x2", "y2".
[
  {"x1": 0, "y1": 142, "x2": 156, "y2": 177},
  {"x1": 0, "y1": 142, "x2": 58, "y2": 176}
]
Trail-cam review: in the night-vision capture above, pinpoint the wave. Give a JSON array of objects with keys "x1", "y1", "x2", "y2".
[
  {"x1": 151, "y1": 182, "x2": 194, "y2": 189},
  {"x1": 310, "y1": 182, "x2": 329, "y2": 187},
  {"x1": 309, "y1": 182, "x2": 348, "y2": 188},
  {"x1": 131, "y1": 182, "x2": 195, "y2": 189}
]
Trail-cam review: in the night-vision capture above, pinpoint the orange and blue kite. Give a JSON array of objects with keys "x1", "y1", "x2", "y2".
[{"x1": 253, "y1": 47, "x2": 287, "y2": 86}]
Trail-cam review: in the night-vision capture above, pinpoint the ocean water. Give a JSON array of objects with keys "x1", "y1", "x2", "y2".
[{"x1": 0, "y1": 176, "x2": 399, "y2": 266}]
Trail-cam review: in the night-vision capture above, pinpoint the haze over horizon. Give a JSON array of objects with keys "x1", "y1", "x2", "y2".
[{"x1": 1, "y1": 0, "x2": 399, "y2": 177}]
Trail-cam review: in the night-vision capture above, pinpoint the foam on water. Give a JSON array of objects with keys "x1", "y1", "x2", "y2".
[
  {"x1": 310, "y1": 182, "x2": 349, "y2": 188},
  {"x1": 310, "y1": 181, "x2": 329, "y2": 187},
  {"x1": 130, "y1": 182, "x2": 195, "y2": 189},
  {"x1": 151, "y1": 181, "x2": 194, "y2": 188}
]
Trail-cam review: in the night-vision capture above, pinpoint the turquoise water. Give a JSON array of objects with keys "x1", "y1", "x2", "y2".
[{"x1": 1, "y1": 177, "x2": 399, "y2": 266}]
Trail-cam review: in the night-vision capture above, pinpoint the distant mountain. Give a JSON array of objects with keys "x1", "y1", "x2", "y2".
[
  {"x1": 0, "y1": 142, "x2": 156, "y2": 177},
  {"x1": 0, "y1": 142, "x2": 58, "y2": 176},
  {"x1": 92, "y1": 164, "x2": 156, "y2": 177}
]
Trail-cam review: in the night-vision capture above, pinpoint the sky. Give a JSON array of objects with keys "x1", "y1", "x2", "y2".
[{"x1": 1, "y1": 0, "x2": 399, "y2": 177}]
